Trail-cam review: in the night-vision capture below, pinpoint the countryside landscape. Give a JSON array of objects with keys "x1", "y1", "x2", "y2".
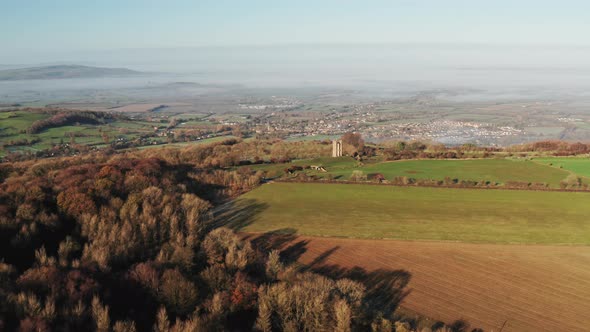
[{"x1": 2, "y1": 1, "x2": 590, "y2": 332}]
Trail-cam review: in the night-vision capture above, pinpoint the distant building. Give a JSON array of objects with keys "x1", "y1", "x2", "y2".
[{"x1": 332, "y1": 139, "x2": 343, "y2": 157}]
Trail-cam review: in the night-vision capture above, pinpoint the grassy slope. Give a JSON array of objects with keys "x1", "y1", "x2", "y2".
[
  {"x1": 533, "y1": 157, "x2": 590, "y2": 178},
  {"x1": 246, "y1": 156, "x2": 359, "y2": 177},
  {"x1": 0, "y1": 111, "x2": 49, "y2": 133},
  {"x1": 329, "y1": 159, "x2": 570, "y2": 187},
  {"x1": 0, "y1": 65, "x2": 140, "y2": 80},
  {"x1": 247, "y1": 157, "x2": 571, "y2": 187},
  {"x1": 234, "y1": 182, "x2": 590, "y2": 244},
  {"x1": 1, "y1": 110, "x2": 164, "y2": 152},
  {"x1": 132, "y1": 135, "x2": 239, "y2": 150}
]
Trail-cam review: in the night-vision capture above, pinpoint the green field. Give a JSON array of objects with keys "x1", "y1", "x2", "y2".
[
  {"x1": 245, "y1": 156, "x2": 360, "y2": 177},
  {"x1": 230, "y1": 182, "x2": 590, "y2": 244},
  {"x1": 340, "y1": 159, "x2": 570, "y2": 187},
  {"x1": 247, "y1": 157, "x2": 572, "y2": 187},
  {"x1": 0, "y1": 110, "x2": 214, "y2": 155},
  {"x1": 131, "y1": 135, "x2": 238, "y2": 150},
  {"x1": 0, "y1": 111, "x2": 49, "y2": 132},
  {"x1": 533, "y1": 157, "x2": 590, "y2": 178}
]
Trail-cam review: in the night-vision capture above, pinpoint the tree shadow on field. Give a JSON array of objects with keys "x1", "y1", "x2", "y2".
[
  {"x1": 209, "y1": 198, "x2": 268, "y2": 231},
  {"x1": 247, "y1": 228, "x2": 309, "y2": 264},
  {"x1": 249, "y1": 230, "x2": 412, "y2": 319},
  {"x1": 313, "y1": 263, "x2": 411, "y2": 317}
]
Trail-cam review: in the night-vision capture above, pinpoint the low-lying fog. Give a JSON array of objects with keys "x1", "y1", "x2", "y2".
[{"x1": 3, "y1": 43, "x2": 590, "y2": 103}]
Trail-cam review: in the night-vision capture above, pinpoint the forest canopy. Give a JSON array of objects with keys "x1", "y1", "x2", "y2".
[{"x1": 0, "y1": 140, "x2": 462, "y2": 331}]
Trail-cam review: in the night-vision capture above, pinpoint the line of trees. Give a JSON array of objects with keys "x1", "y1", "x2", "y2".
[
  {"x1": 381, "y1": 141, "x2": 499, "y2": 161},
  {"x1": 279, "y1": 172, "x2": 590, "y2": 192},
  {"x1": 27, "y1": 111, "x2": 113, "y2": 134},
  {"x1": 509, "y1": 140, "x2": 590, "y2": 155}
]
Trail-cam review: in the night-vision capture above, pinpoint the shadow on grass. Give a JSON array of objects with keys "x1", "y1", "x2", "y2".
[{"x1": 209, "y1": 198, "x2": 268, "y2": 231}]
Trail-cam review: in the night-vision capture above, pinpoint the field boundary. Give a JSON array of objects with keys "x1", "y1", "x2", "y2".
[
  {"x1": 530, "y1": 159, "x2": 590, "y2": 182},
  {"x1": 273, "y1": 178, "x2": 590, "y2": 193},
  {"x1": 241, "y1": 230, "x2": 590, "y2": 247}
]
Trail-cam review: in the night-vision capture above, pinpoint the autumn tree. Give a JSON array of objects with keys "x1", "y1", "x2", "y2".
[{"x1": 341, "y1": 132, "x2": 365, "y2": 156}]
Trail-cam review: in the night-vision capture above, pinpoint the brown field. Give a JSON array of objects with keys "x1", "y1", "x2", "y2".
[{"x1": 246, "y1": 233, "x2": 590, "y2": 332}]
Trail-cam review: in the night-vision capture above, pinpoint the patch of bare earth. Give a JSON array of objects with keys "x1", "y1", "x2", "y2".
[{"x1": 247, "y1": 234, "x2": 590, "y2": 332}]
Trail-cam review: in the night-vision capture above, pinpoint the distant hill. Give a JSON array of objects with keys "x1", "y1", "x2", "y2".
[
  {"x1": 0, "y1": 65, "x2": 142, "y2": 80},
  {"x1": 0, "y1": 64, "x2": 23, "y2": 70}
]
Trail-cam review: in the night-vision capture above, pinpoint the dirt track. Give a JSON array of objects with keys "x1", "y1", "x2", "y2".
[{"x1": 247, "y1": 234, "x2": 590, "y2": 332}]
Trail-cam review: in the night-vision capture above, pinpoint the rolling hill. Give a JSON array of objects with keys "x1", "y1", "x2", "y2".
[{"x1": 0, "y1": 64, "x2": 142, "y2": 80}]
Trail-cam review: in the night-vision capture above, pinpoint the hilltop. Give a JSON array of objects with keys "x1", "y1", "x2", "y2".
[{"x1": 0, "y1": 64, "x2": 142, "y2": 80}]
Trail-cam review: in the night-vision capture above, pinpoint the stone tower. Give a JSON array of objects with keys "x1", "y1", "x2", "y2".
[{"x1": 332, "y1": 139, "x2": 343, "y2": 157}]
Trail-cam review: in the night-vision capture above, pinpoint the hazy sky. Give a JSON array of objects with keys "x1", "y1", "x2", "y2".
[
  {"x1": 2, "y1": 1, "x2": 590, "y2": 96},
  {"x1": 1, "y1": 0, "x2": 589, "y2": 60}
]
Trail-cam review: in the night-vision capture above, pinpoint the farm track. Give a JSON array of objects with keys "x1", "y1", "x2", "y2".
[{"x1": 247, "y1": 234, "x2": 590, "y2": 332}]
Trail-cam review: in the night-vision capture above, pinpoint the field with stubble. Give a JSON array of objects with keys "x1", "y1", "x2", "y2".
[{"x1": 245, "y1": 234, "x2": 590, "y2": 332}]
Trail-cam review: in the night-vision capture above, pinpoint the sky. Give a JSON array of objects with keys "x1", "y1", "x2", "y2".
[
  {"x1": 1, "y1": 1, "x2": 590, "y2": 94},
  {"x1": 1, "y1": 0, "x2": 590, "y2": 59}
]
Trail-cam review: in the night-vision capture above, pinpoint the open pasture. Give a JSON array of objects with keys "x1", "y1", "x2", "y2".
[
  {"x1": 246, "y1": 156, "x2": 358, "y2": 177},
  {"x1": 533, "y1": 157, "x2": 590, "y2": 178},
  {"x1": 354, "y1": 159, "x2": 568, "y2": 186},
  {"x1": 235, "y1": 182, "x2": 590, "y2": 244},
  {"x1": 0, "y1": 110, "x2": 162, "y2": 153},
  {"x1": 247, "y1": 157, "x2": 573, "y2": 187},
  {"x1": 323, "y1": 159, "x2": 570, "y2": 187}
]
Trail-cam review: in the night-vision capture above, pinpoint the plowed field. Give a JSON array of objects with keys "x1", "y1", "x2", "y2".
[{"x1": 247, "y1": 234, "x2": 590, "y2": 332}]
